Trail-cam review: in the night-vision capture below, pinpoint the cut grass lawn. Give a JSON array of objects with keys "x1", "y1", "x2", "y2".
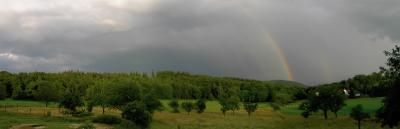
[{"x1": 0, "y1": 97, "x2": 388, "y2": 129}]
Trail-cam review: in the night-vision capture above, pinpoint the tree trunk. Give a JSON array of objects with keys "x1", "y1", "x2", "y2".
[
  {"x1": 358, "y1": 120, "x2": 361, "y2": 129},
  {"x1": 323, "y1": 110, "x2": 328, "y2": 119},
  {"x1": 334, "y1": 112, "x2": 338, "y2": 118},
  {"x1": 102, "y1": 106, "x2": 105, "y2": 114}
]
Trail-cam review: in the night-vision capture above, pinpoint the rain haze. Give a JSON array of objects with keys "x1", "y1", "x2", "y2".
[{"x1": 0, "y1": 0, "x2": 398, "y2": 85}]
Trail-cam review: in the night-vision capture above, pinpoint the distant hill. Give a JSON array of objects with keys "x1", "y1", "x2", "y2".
[{"x1": 266, "y1": 80, "x2": 308, "y2": 87}]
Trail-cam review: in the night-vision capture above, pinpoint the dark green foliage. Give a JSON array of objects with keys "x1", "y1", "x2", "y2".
[
  {"x1": 350, "y1": 104, "x2": 370, "y2": 129},
  {"x1": 142, "y1": 93, "x2": 163, "y2": 113},
  {"x1": 92, "y1": 115, "x2": 122, "y2": 125},
  {"x1": 114, "y1": 120, "x2": 140, "y2": 129},
  {"x1": 32, "y1": 80, "x2": 62, "y2": 107},
  {"x1": 107, "y1": 81, "x2": 142, "y2": 110},
  {"x1": 299, "y1": 102, "x2": 310, "y2": 118},
  {"x1": 59, "y1": 88, "x2": 84, "y2": 112},
  {"x1": 273, "y1": 93, "x2": 293, "y2": 105},
  {"x1": 376, "y1": 79, "x2": 400, "y2": 128},
  {"x1": 168, "y1": 100, "x2": 180, "y2": 113},
  {"x1": 270, "y1": 102, "x2": 281, "y2": 111},
  {"x1": 0, "y1": 83, "x2": 6, "y2": 100},
  {"x1": 195, "y1": 99, "x2": 206, "y2": 113},
  {"x1": 0, "y1": 70, "x2": 306, "y2": 104},
  {"x1": 86, "y1": 101, "x2": 94, "y2": 113},
  {"x1": 122, "y1": 101, "x2": 152, "y2": 129},
  {"x1": 181, "y1": 102, "x2": 194, "y2": 114},
  {"x1": 329, "y1": 91, "x2": 346, "y2": 117},
  {"x1": 86, "y1": 80, "x2": 109, "y2": 114},
  {"x1": 376, "y1": 45, "x2": 400, "y2": 128},
  {"x1": 299, "y1": 87, "x2": 346, "y2": 119},
  {"x1": 243, "y1": 103, "x2": 258, "y2": 116},
  {"x1": 0, "y1": 71, "x2": 15, "y2": 98},
  {"x1": 219, "y1": 97, "x2": 240, "y2": 115}
]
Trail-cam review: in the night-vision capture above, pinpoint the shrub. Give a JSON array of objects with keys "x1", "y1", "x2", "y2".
[
  {"x1": 168, "y1": 100, "x2": 180, "y2": 113},
  {"x1": 92, "y1": 115, "x2": 122, "y2": 125},
  {"x1": 122, "y1": 101, "x2": 152, "y2": 129},
  {"x1": 0, "y1": 84, "x2": 7, "y2": 100},
  {"x1": 114, "y1": 119, "x2": 140, "y2": 129},
  {"x1": 142, "y1": 93, "x2": 163, "y2": 113},
  {"x1": 181, "y1": 102, "x2": 194, "y2": 114},
  {"x1": 195, "y1": 99, "x2": 206, "y2": 114},
  {"x1": 273, "y1": 93, "x2": 293, "y2": 105}
]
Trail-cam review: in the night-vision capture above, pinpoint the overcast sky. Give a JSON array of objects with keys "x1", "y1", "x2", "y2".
[{"x1": 0, "y1": 0, "x2": 398, "y2": 85}]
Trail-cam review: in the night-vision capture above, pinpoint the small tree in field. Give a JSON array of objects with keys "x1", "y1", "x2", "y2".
[
  {"x1": 299, "y1": 87, "x2": 346, "y2": 119},
  {"x1": 86, "y1": 80, "x2": 109, "y2": 114},
  {"x1": 219, "y1": 99, "x2": 229, "y2": 116},
  {"x1": 142, "y1": 93, "x2": 163, "y2": 114},
  {"x1": 122, "y1": 101, "x2": 152, "y2": 129},
  {"x1": 227, "y1": 97, "x2": 240, "y2": 114},
  {"x1": 169, "y1": 100, "x2": 180, "y2": 113},
  {"x1": 243, "y1": 102, "x2": 257, "y2": 116},
  {"x1": 32, "y1": 81, "x2": 62, "y2": 108},
  {"x1": 195, "y1": 99, "x2": 206, "y2": 114},
  {"x1": 59, "y1": 88, "x2": 84, "y2": 112},
  {"x1": 329, "y1": 91, "x2": 346, "y2": 118},
  {"x1": 181, "y1": 102, "x2": 194, "y2": 114},
  {"x1": 350, "y1": 104, "x2": 370, "y2": 129}
]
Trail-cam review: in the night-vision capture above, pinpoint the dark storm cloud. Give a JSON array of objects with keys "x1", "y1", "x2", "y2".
[{"x1": 0, "y1": 0, "x2": 398, "y2": 85}]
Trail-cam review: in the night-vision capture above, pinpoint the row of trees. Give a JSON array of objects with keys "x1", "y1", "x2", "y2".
[
  {"x1": 0, "y1": 71, "x2": 306, "y2": 102},
  {"x1": 313, "y1": 72, "x2": 392, "y2": 98}
]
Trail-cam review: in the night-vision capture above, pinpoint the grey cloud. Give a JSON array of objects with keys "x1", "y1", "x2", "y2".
[{"x1": 0, "y1": 0, "x2": 398, "y2": 85}]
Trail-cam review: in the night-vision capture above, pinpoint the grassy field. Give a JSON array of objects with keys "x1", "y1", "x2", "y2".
[{"x1": 0, "y1": 97, "x2": 391, "y2": 129}]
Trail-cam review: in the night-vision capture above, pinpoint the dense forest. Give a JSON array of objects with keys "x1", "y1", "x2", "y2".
[{"x1": 0, "y1": 71, "x2": 307, "y2": 102}]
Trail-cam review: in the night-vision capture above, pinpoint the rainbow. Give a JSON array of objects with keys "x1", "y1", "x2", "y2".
[
  {"x1": 265, "y1": 34, "x2": 294, "y2": 80},
  {"x1": 236, "y1": 3, "x2": 294, "y2": 81}
]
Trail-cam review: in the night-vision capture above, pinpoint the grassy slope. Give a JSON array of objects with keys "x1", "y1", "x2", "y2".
[{"x1": 0, "y1": 97, "x2": 387, "y2": 129}]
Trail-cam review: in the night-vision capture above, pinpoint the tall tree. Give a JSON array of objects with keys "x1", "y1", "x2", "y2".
[{"x1": 377, "y1": 45, "x2": 400, "y2": 128}]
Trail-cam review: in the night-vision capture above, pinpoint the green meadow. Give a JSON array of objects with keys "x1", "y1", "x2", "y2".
[{"x1": 0, "y1": 97, "x2": 389, "y2": 129}]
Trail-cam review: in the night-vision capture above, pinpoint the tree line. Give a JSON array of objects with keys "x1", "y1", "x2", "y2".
[{"x1": 0, "y1": 71, "x2": 306, "y2": 103}]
